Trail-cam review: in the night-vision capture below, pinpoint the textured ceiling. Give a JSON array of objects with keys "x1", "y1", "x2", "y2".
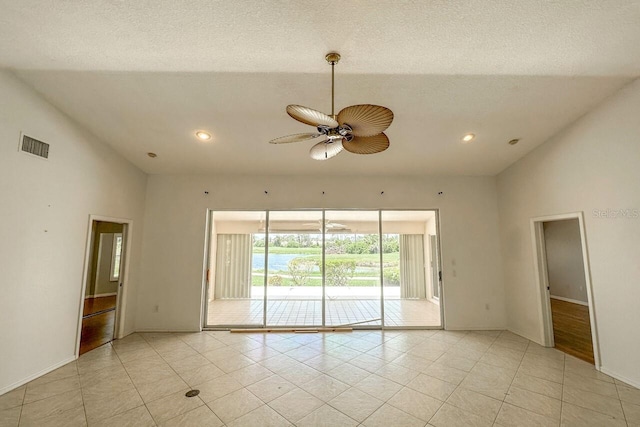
[
  {"x1": 2, "y1": 0, "x2": 640, "y2": 75},
  {"x1": 3, "y1": 1, "x2": 640, "y2": 176}
]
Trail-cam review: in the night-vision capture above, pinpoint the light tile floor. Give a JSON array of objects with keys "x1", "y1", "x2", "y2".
[
  {"x1": 207, "y1": 299, "x2": 441, "y2": 327},
  {"x1": 1, "y1": 330, "x2": 639, "y2": 426}
]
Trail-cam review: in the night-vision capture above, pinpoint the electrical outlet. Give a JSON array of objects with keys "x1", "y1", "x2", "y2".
[
  {"x1": 485, "y1": 303, "x2": 490, "y2": 310},
  {"x1": 153, "y1": 305, "x2": 159, "y2": 313}
]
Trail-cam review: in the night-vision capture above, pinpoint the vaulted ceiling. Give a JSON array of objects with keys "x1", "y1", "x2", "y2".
[{"x1": 2, "y1": 0, "x2": 639, "y2": 175}]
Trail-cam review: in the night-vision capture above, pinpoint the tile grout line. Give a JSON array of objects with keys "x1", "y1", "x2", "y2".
[
  {"x1": 478, "y1": 332, "x2": 527, "y2": 426},
  {"x1": 496, "y1": 342, "x2": 566, "y2": 424},
  {"x1": 75, "y1": 360, "x2": 90, "y2": 427},
  {"x1": 110, "y1": 338, "x2": 159, "y2": 426},
  {"x1": 563, "y1": 355, "x2": 632, "y2": 422},
  {"x1": 424, "y1": 331, "x2": 487, "y2": 424},
  {"x1": 16, "y1": 381, "x2": 26, "y2": 427},
  {"x1": 561, "y1": 355, "x2": 567, "y2": 427},
  {"x1": 613, "y1": 374, "x2": 630, "y2": 425},
  {"x1": 178, "y1": 332, "x2": 282, "y2": 424},
  {"x1": 22, "y1": 356, "x2": 85, "y2": 425}
]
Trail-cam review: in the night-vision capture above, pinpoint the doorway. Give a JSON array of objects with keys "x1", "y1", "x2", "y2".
[
  {"x1": 531, "y1": 213, "x2": 599, "y2": 366},
  {"x1": 79, "y1": 219, "x2": 128, "y2": 355},
  {"x1": 204, "y1": 209, "x2": 443, "y2": 329}
]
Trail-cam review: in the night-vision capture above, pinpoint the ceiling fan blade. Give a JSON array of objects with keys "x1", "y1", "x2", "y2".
[
  {"x1": 309, "y1": 139, "x2": 343, "y2": 161},
  {"x1": 342, "y1": 133, "x2": 390, "y2": 155},
  {"x1": 269, "y1": 133, "x2": 321, "y2": 144},
  {"x1": 326, "y1": 222, "x2": 347, "y2": 229},
  {"x1": 337, "y1": 104, "x2": 394, "y2": 137},
  {"x1": 287, "y1": 105, "x2": 338, "y2": 128}
]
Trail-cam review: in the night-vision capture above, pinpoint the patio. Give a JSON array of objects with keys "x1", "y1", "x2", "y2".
[{"x1": 207, "y1": 286, "x2": 441, "y2": 327}]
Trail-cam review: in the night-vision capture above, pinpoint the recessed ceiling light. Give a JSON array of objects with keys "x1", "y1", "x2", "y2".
[
  {"x1": 462, "y1": 133, "x2": 475, "y2": 143},
  {"x1": 195, "y1": 131, "x2": 212, "y2": 141},
  {"x1": 147, "y1": 152, "x2": 157, "y2": 158},
  {"x1": 508, "y1": 138, "x2": 520, "y2": 145}
]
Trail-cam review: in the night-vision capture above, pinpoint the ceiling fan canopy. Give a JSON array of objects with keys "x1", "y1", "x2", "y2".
[{"x1": 269, "y1": 53, "x2": 394, "y2": 160}]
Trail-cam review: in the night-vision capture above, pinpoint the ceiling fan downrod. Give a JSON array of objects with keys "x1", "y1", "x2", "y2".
[
  {"x1": 318, "y1": 53, "x2": 355, "y2": 144},
  {"x1": 325, "y1": 52, "x2": 340, "y2": 119}
]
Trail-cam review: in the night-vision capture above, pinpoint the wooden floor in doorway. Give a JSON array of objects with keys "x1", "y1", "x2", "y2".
[
  {"x1": 80, "y1": 296, "x2": 117, "y2": 355},
  {"x1": 551, "y1": 298, "x2": 594, "y2": 364}
]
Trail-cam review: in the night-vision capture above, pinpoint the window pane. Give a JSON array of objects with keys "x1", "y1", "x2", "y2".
[
  {"x1": 207, "y1": 211, "x2": 266, "y2": 327},
  {"x1": 110, "y1": 234, "x2": 122, "y2": 281},
  {"x1": 381, "y1": 211, "x2": 441, "y2": 327},
  {"x1": 266, "y1": 211, "x2": 323, "y2": 326},
  {"x1": 324, "y1": 210, "x2": 381, "y2": 327}
]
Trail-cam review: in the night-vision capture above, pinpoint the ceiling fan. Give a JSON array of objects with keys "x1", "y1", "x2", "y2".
[
  {"x1": 269, "y1": 52, "x2": 394, "y2": 160},
  {"x1": 302, "y1": 220, "x2": 349, "y2": 231}
]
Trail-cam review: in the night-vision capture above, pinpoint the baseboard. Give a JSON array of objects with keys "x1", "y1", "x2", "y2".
[
  {"x1": 599, "y1": 366, "x2": 640, "y2": 389},
  {"x1": 445, "y1": 326, "x2": 505, "y2": 331},
  {"x1": 507, "y1": 327, "x2": 545, "y2": 346},
  {"x1": 115, "y1": 327, "x2": 136, "y2": 340},
  {"x1": 0, "y1": 356, "x2": 76, "y2": 396},
  {"x1": 550, "y1": 295, "x2": 588, "y2": 306},
  {"x1": 134, "y1": 329, "x2": 200, "y2": 333}
]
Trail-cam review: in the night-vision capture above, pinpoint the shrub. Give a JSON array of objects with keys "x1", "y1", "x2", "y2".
[
  {"x1": 268, "y1": 275, "x2": 283, "y2": 286},
  {"x1": 383, "y1": 268, "x2": 400, "y2": 285},
  {"x1": 325, "y1": 259, "x2": 356, "y2": 287},
  {"x1": 288, "y1": 258, "x2": 316, "y2": 286}
]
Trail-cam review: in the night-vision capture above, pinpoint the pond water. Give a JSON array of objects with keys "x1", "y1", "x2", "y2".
[
  {"x1": 252, "y1": 252, "x2": 377, "y2": 273},
  {"x1": 252, "y1": 253, "x2": 318, "y2": 272}
]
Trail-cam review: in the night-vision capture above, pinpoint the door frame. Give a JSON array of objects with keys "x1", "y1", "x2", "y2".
[
  {"x1": 203, "y1": 208, "x2": 444, "y2": 330},
  {"x1": 76, "y1": 215, "x2": 133, "y2": 357},
  {"x1": 530, "y1": 211, "x2": 601, "y2": 367},
  {"x1": 428, "y1": 234, "x2": 440, "y2": 304}
]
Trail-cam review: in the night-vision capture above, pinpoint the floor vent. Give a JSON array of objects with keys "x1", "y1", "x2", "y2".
[{"x1": 20, "y1": 134, "x2": 50, "y2": 159}]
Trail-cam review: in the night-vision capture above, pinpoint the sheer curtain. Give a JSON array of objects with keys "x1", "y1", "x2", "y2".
[
  {"x1": 214, "y1": 234, "x2": 252, "y2": 299},
  {"x1": 399, "y1": 234, "x2": 426, "y2": 299}
]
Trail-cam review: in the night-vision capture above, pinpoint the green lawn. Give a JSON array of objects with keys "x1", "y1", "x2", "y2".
[
  {"x1": 253, "y1": 246, "x2": 321, "y2": 254},
  {"x1": 250, "y1": 248, "x2": 399, "y2": 286},
  {"x1": 251, "y1": 275, "x2": 382, "y2": 287},
  {"x1": 253, "y1": 248, "x2": 398, "y2": 263}
]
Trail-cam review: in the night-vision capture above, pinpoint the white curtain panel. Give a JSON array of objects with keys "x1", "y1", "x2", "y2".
[
  {"x1": 214, "y1": 234, "x2": 252, "y2": 299},
  {"x1": 399, "y1": 234, "x2": 426, "y2": 299}
]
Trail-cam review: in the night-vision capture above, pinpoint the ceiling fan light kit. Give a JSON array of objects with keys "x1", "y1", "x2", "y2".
[{"x1": 269, "y1": 52, "x2": 394, "y2": 160}]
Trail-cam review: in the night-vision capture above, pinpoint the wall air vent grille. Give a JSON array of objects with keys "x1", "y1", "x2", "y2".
[{"x1": 20, "y1": 135, "x2": 49, "y2": 159}]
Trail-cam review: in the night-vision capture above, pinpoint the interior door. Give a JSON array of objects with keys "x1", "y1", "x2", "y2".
[
  {"x1": 113, "y1": 228, "x2": 126, "y2": 338},
  {"x1": 430, "y1": 234, "x2": 440, "y2": 300}
]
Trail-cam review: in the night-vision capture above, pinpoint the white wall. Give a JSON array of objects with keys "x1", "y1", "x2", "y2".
[
  {"x1": 543, "y1": 219, "x2": 587, "y2": 303},
  {"x1": 497, "y1": 79, "x2": 640, "y2": 386},
  {"x1": 0, "y1": 70, "x2": 147, "y2": 393},
  {"x1": 137, "y1": 174, "x2": 506, "y2": 332}
]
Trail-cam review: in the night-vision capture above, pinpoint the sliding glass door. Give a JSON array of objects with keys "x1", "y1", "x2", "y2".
[
  {"x1": 381, "y1": 211, "x2": 442, "y2": 327},
  {"x1": 205, "y1": 209, "x2": 441, "y2": 329},
  {"x1": 206, "y1": 211, "x2": 266, "y2": 328},
  {"x1": 324, "y1": 210, "x2": 382, "y2": 327},
  {"x1": 266, "y1": 211, "x2": 323, "y2": 327}
]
